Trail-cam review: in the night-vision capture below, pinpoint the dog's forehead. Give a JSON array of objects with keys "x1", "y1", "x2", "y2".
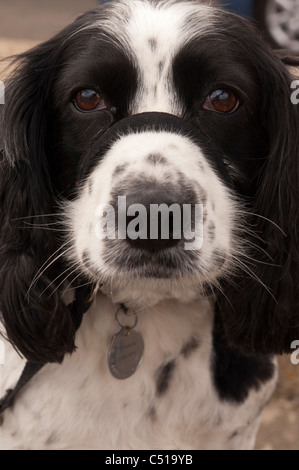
[
  {"x1": 88, "y1": 0, "x2": 217, "y2": 114},
  {"x1": 95, "y1": 0, "x2": 216, "y2": 45}
]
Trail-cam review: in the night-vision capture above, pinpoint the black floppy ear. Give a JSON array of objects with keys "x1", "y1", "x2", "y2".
[
  {"x1": 216, "y1": 49, "x2": 299, "y2": 355},
  {"x1": 0, "y1": 35, "x2": 79, "y2": 364}
]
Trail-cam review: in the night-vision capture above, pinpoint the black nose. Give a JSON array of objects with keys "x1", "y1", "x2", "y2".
[
  {"x1": 116, "y1": 184, "x2": 183, "y2": 252},
  {"x1": 125, "y1": 187, "x2": 183, "y2": 252}
]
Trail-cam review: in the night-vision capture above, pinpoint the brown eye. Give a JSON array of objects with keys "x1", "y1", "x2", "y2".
[
  {"x1": 74, "y1": 89, "x2": 106, "y2": 112},
  {"x1": 203, "y1": 89, "x2": 239, "y2": 114}
]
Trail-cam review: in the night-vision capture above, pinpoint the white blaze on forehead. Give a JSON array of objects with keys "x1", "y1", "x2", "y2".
[
  {"x1": 92, "y1": 0, "x2": 217, "y2": 115},
  {"x1": 124, "y1": 2, "x2": 188, "y2": 114}
]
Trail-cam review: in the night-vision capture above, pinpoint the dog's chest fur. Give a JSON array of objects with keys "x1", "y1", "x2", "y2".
[{"x1": 1, "y1": 294, "x2": 277, "y2": 450}]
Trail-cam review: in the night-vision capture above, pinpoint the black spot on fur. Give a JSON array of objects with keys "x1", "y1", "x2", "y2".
[
  {"x1": 146, "y1": 153, "x2": 167, "y2": 165},
  {"x1": 156, "y1": 360, "x2": 176, "y2": 396},
  {"x1": 213, "y1": 249, "x2": 226, "y2": 269},
  {"x1": 181, "y1": 337, "x2": 200, "y2": 358},
  {"x1": 207, "y1": 221, "x2": 215, "y2": 242},
  {"x1": 148, "y1": 37, "x2": 158, "y2": 52},
  {"x1": 148, "y1": 406, "x2": 157, "y2": 421},
  {"x1": 113, "y1": 164, "x2": 127, "y2": 178},
  {"x1": 198, "y1": 161, "x2": 205, "y2": 172},
  {"x1": 158, "y1": 61, "x2": 164, "y2": 77},
  {"x1": 45, "y1": 432, "x2": 59, "y2": 445},
  {"x1": 228, "y1": 430, "x2": 239, "y2": 440},
  {"x1": 198, "y1": 186, "x2": 207, "y2": 205}
]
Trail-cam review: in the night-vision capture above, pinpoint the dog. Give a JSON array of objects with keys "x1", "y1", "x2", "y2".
[{"x1": 0, "y1": 0, "x2": 298, "y2": 450}]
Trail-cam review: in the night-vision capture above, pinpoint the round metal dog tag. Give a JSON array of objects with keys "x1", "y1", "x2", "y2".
[{"x1": 108, "y1": 328, "x2": 144, "y2": 379}]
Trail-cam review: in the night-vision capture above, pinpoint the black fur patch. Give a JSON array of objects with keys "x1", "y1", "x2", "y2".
[
  {"x1": 148, "y1": 406, "x2": 157, "y2": 421},
  {"x1": 228, "y1": 430, "x2": 239, "y2": 440},
  {"x1": 212, "y1": 318, "x2": 275, "y2": 403},
  {"x1": 181, "y1": 337, "x2": 199, "y2": 358},
  {"x1": 158, "y1": 61, "x2": 164, "y2": 78},
  {"x1": 213, "y1": 249, "x2": 226, "y2": 269},
  {"x1": 113, "y1": 164, "x2": 127, "y2": 178},
  {"x1": 156, "y1": 360, "x2": 176, "y2": 396},
  {"x1": 148, "y1": 38, "x2": 158, "y2": 52},
  {"x1": 146, "y1": 153, "x2": 167, "y2": 165},
  {"x1": 207, "y1": 221, "x2": 215, "y2": 242}
]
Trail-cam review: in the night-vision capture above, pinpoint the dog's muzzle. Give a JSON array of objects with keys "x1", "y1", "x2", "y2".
[
  {"x1": 77, "y1": 112, "x2": 228, "y2": 251},
  {"x1": 71, "y1": 111, "x2": 234, "y2": 281}
]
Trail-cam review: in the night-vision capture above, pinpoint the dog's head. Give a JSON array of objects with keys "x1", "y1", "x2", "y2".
[{"x1": 1, "y1": 0, "x2": 299, "y2": 362}]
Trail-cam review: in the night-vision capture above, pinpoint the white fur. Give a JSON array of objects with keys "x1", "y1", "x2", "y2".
[{"x1": 0, "y1": 294, "x2": 277, "y2": 450}]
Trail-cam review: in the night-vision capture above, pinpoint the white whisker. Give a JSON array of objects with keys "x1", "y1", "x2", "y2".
[
  {"x1": 47, "y1": 265, "x2": 81, "y2": 300},
  {"x1": 12, "y1": 213, "x2": 64, "y2": 221},
  {"x1": 236, "y1": 209, "x2": 286, "y2": 236},
  {"x1": 231, "y1": 254, "x2": 277, "y2": 302},
  {"x1": 39, "y1": 262, "x2": 81, "y2": 298},
  {"x1": 26, "y1": 242, "x2": 72, "y2": 299}
]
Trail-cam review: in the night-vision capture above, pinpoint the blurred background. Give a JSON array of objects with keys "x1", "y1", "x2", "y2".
[{"x1": 0, "y1": 0, "x2": 298, "y2": 450}]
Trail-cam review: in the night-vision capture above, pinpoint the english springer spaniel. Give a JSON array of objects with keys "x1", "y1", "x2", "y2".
[{"x1": 0, "y1": 0, "x2": 298, "y2": 450}]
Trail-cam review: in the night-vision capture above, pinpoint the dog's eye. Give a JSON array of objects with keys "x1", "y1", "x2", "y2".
[
  {"x1": 203, "y1": 89, "x2": 239, "y2": 114},
  {"x1": 74, "y1": 89, "x2": 106, "y2": 112}
]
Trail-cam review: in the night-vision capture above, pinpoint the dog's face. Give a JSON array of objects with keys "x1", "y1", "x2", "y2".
[
  {"x1": 54, "y1": 1, "x2": 266, "y2": 300},
  {"x1": 1, "y1": 0, "x2": 299, "y2": 362}
]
